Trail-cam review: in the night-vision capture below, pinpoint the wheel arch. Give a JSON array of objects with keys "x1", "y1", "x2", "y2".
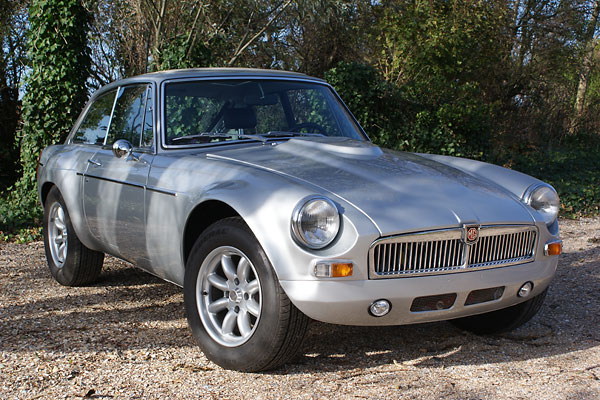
[
  {"x1": 40, "y1": 181, "x2": 56, "y2": 206},
  {"x1": 182, "y1": 200, "x2": 242, "y2": 266}
]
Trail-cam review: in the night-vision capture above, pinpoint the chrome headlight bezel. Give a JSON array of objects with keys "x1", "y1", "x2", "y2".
[
  {"x1": 523, "y1": 183, "x2": 560, "y2": 226},
  {"x1": 291, "y1": 195, "x2": 340, "y2": 250}
]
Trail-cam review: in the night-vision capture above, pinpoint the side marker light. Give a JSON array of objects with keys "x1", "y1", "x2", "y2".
[
  {"x1": 544, "y1": 240, "x2": 562, "y2": 256},
  {"x1": 314, "y1": 261, "x2": 353, "y2": 278},
  {"x1": 331, "y1": 263, "x2": 353, "y2": 278}
]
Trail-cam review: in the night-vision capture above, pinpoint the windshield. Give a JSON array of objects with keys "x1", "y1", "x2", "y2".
[{"x1": 163, "y1": 79, "x2": 366, "y2": 146}]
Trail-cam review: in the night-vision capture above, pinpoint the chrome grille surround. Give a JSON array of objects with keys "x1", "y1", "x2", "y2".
[{"x1": 369, "y1": 225, "x2": 538, "y2": 279}]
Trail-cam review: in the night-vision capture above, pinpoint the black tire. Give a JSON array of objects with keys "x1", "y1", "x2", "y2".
[
  {"x1": 184, "y1": 217, "x2": 309, "y2": 372},
  {"x1": 43, "y1": 186, "x2": 104, "y2": 286},
  {"x1": 450, "y1": 288, "x2": 548, "y2": 335}
]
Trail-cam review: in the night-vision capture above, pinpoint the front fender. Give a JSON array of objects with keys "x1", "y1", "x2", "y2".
[
  {"x1": 417, "y1": 153, "x2": 543, "y2": 200},
  {"x1": 144, "y1": 154, "x2": 379, "y2": 286}
]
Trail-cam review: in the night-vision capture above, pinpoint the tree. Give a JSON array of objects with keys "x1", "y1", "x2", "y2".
[
  {"x1": 363, "y1": 0, "x2": 513, "y2": 157},
  {"x1": 264, "y1": 0, "x2": 367, "y2": 77},
  {"x1": 507, "y1": 0, "x2": 587, "y2": 141},
  {"x1": 0, "y1": 0, "x2": 27, "y2": 191},
  {"x1": 84, "y1": 0, "x2": 299, "y2": 80},
  {"x1": 0, "y1": 0, "x2": 91, "y2": 229},
  {"x1": 573, "y1": 0, "x2": 600, "y2": 126}
]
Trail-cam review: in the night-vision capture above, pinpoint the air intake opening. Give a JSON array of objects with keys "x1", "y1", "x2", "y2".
[
  {"x1": 465, "y1": 286, "x2": 505, "y2": 306},
  {"x1": 410, "y1": 293, "x2": 457, "y2": 312}
]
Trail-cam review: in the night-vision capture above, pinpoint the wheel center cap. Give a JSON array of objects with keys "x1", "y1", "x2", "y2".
[{"x1": 229, "y1": 288, "x2": 243, "y2": 303}]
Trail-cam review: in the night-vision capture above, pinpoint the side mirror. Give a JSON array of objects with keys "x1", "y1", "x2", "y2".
[{"x1": 112, "y1": 139, "x2": 138, "y2": 161}]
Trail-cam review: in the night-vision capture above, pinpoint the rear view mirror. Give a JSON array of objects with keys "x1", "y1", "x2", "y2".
[
  {"x1": 112, "y1": 139, "x2": 139, "y2": 161},
  {"x1": 244, "y1": 94, "x2": 278, "y2": 106}
]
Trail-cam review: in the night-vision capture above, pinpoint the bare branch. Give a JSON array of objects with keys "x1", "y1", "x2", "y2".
[
  {"x1": 227, "y1": 0, "x2": 293, "y2": 66},
  {"x1": 185, "y1": 1, "x2": 205, "y2": 59}
]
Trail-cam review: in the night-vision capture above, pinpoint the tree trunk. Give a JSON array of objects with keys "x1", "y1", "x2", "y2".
[
  {"x1": 573, "y1": 0, "x2": 600, "y2": 129},
  {"x1": 149, "y1": 0, "x2": 167, "y2": 71}
]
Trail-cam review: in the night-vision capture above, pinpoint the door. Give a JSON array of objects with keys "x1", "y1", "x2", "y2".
[{"x1": 83, "y1": 84, "x2": 155, "y2": 264}]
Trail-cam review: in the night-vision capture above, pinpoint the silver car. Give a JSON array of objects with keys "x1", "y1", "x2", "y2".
[{"x1": 37, "y1": 68, "x2": 562, "y2": 371}]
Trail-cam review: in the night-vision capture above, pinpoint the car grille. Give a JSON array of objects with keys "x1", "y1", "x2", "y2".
[{"x1": 369, "y1": 225, "x2": 537, "y2": 279}]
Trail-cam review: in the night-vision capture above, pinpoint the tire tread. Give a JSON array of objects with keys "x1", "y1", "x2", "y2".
[{"x1": 44, "y1": 186, "x2": 104, "y2": 287}]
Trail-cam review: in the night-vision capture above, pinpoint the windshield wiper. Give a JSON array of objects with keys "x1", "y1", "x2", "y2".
[
  {"x1": 263, "y1": 131, "x2": 325, "y2": 137},
  {"x1": 171, "y1": 131, "x2": 325, "y2": 145},
  {"x1": 239, "y1": 131, "x2": 325, "y2": 142},
  {"x1": 171, "y1": 133, "x2": 233, "y2": 143}
]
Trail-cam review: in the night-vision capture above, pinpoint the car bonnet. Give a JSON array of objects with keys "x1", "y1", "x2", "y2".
[{"x1": 207, "y1": 137, "x2": 534, "y2": 235}]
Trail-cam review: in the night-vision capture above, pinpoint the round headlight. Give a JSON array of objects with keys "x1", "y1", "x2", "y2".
[
  {"x1": 291, "y1": 196, "x2": 340, "y2": 249},
  {"x1": 524, "y1": 184, "x2": 560, "y2": 226}
]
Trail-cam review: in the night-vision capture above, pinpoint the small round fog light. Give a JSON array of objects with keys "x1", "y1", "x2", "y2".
[
  {"x1": 518, "y1": 282, "x2": 534, "y2": 298},
  {"x1": 369, "y1": 299, "x2": 391, "y2": 317}
]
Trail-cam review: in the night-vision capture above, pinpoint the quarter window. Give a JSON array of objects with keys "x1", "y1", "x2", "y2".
[
  {"x1": 107, "y1": 85, "x2": 149, "y2": 147},
  {"x1": 141, "y1": 86, "x2": 154, "y2": 147},
  {"x1": 72, "y1": 90, "x2": 117, "y2": 145}
]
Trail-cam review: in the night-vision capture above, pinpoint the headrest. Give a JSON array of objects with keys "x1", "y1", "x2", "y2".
[{"x1": 223, "y1": 107, "x2": 257, "y2": 130}]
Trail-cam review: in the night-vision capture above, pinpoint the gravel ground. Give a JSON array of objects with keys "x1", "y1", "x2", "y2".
[{"x1": 1, "y1": 218, "x2": 599, "y2": 399}]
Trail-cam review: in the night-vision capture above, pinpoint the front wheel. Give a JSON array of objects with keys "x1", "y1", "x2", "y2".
[
  {"x1": 450, "y1": 288, "x2": 548, "y2": 335},
  {"x1": 43, "y1": 186, "x2": 104, "y2": 286},
  {"x1": 184, "y1": 217, "x2": 309, "y2": 371}
]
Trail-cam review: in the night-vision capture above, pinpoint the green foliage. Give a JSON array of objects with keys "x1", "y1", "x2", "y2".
[
  {"x1": 325, "y1": 2, "x2": 509, "y2": 159},
  {"x1": 501, "y1": 134, "x2": 600, "y2": 218},
  {"x1": 370, "y1": 0, "x2": 509, "y2": 158},
  {"x1": 0, "y1": 226, "x2": 43, "y2": 243},
  {"x1": 0, "y1": 0, "x2": 91, "y2": 231},
  {"x1": 326, "y1": 61, "x2": 491, "y2": 158},
  {"x1": 325, "y1": 62, "x2": 410, "y2": 149},
  {"x1": 153, "y1": 35, "x2": 216, "y2": 71}
]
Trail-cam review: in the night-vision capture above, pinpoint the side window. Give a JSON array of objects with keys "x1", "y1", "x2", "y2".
[
  {"x1": 141, "y1": 86, "x2": 154, "y2": 147},
  {"x1": 72, "y1": 90, "x2": 116, "y2": 145},
  {"x1": 106, "y1": 85, "x2": 148, "y2": 147}
]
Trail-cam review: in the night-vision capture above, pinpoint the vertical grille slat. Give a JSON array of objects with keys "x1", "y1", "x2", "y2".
[
  {"x1": 392, "y1": 243, "x2": 396, "y2": 272},
  {"x1": 511, "y1": 233, "x2": 516, "y2": 259},
  {"x1": 441, "y1": 241, "x2": 446, "y2": 268},
  {"x1": 408, "y1": 242, "x2": 413, "y2": 272},
  {"x1": 371, "y1": 226, "x2": 537, "y2": 277}
]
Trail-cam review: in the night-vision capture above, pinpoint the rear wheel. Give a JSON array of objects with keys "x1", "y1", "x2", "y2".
[
  {"x1": 43, "y1": 187, "x2": 104, "y2": 286},
  {"x1": 184, "y1": 217, "x2": 309, "y2": 371},
  {"x1": 450, "y1": 288, "x2": 548, "y2": 335}
]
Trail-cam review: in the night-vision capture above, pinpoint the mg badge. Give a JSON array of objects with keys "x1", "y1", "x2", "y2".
[{"x1": 464, "y1": 225, "x2": 480, "y2": 244}]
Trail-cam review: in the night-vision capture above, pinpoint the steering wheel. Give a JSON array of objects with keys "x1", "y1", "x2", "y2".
[{"x1": 289, "y1": 122, "x2": 327, "y2": 135}]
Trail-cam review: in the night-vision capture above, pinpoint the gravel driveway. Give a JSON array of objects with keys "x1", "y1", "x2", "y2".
[{"x1": 1, "y1": 218, "x2": 599, "y2": 399}]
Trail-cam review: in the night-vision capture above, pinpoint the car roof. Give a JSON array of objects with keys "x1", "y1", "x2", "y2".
[{"x1": 95, "y1": 68, "x2": 326, "y2": 95}]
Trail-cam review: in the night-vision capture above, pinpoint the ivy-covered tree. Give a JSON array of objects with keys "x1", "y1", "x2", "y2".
[
  {"x1": 0, "y1": 0, "x2": 91, "y2": 229},
  {"x1": 0, "y1": 0, "x2": 27, "y2": 191}
]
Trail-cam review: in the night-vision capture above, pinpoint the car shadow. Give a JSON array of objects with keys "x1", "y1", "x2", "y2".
[{"x1": 1, "y1": 244, "x2": 598, "y2": 372}]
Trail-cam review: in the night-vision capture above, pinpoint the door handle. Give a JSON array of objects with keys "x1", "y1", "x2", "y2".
[{"x1": 87, "y1": 159, "x2": 102, "y2": 167}]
